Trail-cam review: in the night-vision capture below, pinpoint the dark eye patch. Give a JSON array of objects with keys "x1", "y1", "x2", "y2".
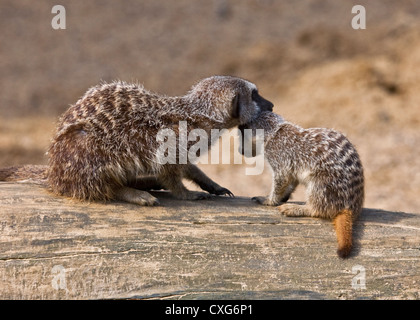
[
  {"x1": 251, "y1": 90, "x2": 259, "y2": 101},
  {"x1": 251, "y1": 89, "x2": 274, "y2": 112}
]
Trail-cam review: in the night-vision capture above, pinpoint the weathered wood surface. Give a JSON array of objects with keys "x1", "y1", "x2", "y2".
[{"x1": 0, "y1": 182, "x2": 419, "y2": 300}]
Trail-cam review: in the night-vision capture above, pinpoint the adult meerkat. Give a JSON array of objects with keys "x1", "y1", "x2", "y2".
[
  {"x1": 239, "y1": 112, "x2": 364, "y2": 258},
  {"x1": 1, "y1": 76, "x2": 273, "y2": 206}
]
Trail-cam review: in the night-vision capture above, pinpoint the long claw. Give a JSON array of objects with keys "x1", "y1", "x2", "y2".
[{"x1": 217, "y1": 187, "x2": 234, "y2": 197}]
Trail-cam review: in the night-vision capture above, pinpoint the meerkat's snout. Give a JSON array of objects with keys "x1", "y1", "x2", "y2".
[{"x1": 252, "y1": 90, "x2": 273, "y2": 112}]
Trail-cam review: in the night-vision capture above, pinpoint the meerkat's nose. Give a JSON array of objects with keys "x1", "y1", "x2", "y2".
[
  {"x1": 257, "y1": 96, "x2": 274, "y2": 112},
  {"x1": 262, "y1": 99, "x2": 274, "y2": 112},
  {"x1": 252, "y1": 89, "x2": 274, "y2": 112}
]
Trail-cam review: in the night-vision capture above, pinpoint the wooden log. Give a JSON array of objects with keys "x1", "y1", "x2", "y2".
[{"x1": 0, "y1": 182, "x2": 419, "y2": 299}]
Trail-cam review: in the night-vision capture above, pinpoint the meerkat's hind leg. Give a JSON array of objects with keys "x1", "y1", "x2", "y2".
[
  {"x1": 114, "y1": 186, "x2": 160, "y2": 206},
  {"x1": 277, "y1": 203, "x2": 312, "y2": 217}
]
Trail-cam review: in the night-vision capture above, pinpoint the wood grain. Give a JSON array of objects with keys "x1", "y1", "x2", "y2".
[{"x1": 0, "y1": 182, "x2": 419, "y2": 299}]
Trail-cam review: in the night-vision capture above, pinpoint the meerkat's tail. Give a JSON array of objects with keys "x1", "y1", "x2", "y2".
[
  {"x1": 0, "y1": 166, "x2": 19, "y2": 181},
  {"x1": 0, "y1": 165, "x2": 48, "y2": 183},
  {"x1": 333, "y1": 209, "x2": 354, "y2": 259}
]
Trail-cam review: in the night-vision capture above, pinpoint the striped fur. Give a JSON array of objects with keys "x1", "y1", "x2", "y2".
[
  {"x1": 46, "y1": 76, "x2": 272, "y2": 204},
  {"x1": 240, "y1": 112, "x2": 364, "y2": 258}
]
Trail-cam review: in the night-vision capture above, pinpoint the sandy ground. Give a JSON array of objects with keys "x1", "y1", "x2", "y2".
[{"x1": 1, "y1": 1, "x2": 420, "y2": 213}]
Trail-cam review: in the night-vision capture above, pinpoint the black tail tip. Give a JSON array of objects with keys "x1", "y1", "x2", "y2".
[{"x1": 337, "y1": 247, "x2": 352, "y2": 259}]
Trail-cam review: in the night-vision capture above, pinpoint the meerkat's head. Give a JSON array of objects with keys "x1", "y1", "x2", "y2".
[{"x1": 186, "y1": 76, "x2": 273, "y2": 127}]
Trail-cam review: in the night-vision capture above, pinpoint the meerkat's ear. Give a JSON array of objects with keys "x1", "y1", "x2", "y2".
[{"x1": 231, "y1": 94, "x2": 240, "y2": 119}]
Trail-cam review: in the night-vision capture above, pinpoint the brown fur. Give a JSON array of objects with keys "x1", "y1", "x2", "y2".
[
  {"x1": 240, "y1": 112, "x2": 364, "y2": 258},
  {"x1": 0, "y1": 165, "x2": 48, "y2": 184},
  {"x1": 1, "y1": 76, "x2": 273, "y2": 206},
  {"x1": 333, "y1": 209, "x2": 354, "y2": 258}
]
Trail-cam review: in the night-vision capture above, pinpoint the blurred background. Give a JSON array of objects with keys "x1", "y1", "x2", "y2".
[{"x1": 1, "y1": 0, "x2": 419, "y2": 213}]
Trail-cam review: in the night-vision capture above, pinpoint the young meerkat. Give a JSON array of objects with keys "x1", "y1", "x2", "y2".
[
  {"x1": 239, "y1": 111, "x2": 364, "y2": 258},
  {"x1": 1, "y1": 76, "x2": 273, "y2": 206}
]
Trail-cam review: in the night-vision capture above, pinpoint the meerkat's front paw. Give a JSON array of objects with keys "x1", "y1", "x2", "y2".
[
  {"x1": 252, "y1": 196, "x2": 277, "y2": 206},
  {"x1": 212, "y1": 186, "x2": 234, "y2": 197}
]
